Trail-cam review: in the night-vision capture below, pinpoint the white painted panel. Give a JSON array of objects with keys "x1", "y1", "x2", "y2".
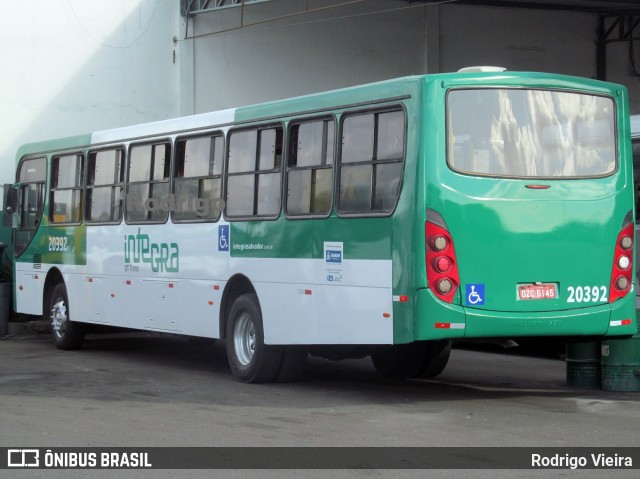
[{"x1": 313, "y1": 283, "x2": 394, "y2": 345}]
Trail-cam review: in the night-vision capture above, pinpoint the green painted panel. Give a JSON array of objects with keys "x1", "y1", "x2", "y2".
[
  {"x1": 229, "y1": 216, "x2": 393, "y2": 261},
  {"x1": 16, "y1": 134, "x2": 92, "y2": 162}
]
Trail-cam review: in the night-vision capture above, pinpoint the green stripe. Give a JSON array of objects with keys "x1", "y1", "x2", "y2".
[{"x1": 229, "y1": 217, "x2": 393, "y2": 260}]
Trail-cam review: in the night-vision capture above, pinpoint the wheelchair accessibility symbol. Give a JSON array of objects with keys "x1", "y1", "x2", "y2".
[
  {"x1": 465, "y1": 284, "x2": 485, "y2": 306},
  {"x1": 218, "y1": 225, "x2": 229, "y2": 252}
]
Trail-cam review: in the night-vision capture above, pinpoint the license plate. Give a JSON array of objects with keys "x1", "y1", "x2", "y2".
[{"x1": 517, "y1": 283, "x2": 557, "y2": 300}]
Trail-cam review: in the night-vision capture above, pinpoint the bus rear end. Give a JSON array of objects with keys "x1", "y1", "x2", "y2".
[{"x1": 417, "y1": 72, "x2": 636, "y2": 341}]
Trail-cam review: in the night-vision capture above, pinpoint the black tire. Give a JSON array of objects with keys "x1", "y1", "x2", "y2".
[
  {"x1": 275, "y1": 346, "x2": 308, "y2": 382},
  {"x1": 226, "y1": 293, "x2": 282, "y2": 383},
  {"x1": 48, "y1": 283, "x2": 85, "y2": 350},
  {"x1": 414, "y1": 340, "x2": 452, "y2": 378},
  {"x1": 371, "y1": 342, "x2": 428, "y2": 379}
]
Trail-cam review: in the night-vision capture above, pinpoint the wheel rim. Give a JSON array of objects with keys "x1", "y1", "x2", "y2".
[
  {"x1": 233, "y1": 312, "x2": 256, "y2": 366},
  {"x1": 50, "y1": 298, "x2": 68, "y2": 340}
]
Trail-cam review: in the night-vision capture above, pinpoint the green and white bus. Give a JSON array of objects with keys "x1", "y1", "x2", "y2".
[{"x1": 3, "y1": 69, "x2": 637, "y2": 383}]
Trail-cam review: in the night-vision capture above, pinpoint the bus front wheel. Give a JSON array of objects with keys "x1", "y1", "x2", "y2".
[
  {"x1": 48, "y1": 283, "x2": 85, "y2": 350},
  {"x1": 226, "y1": 294, "x2": 283, "y2": 383}
]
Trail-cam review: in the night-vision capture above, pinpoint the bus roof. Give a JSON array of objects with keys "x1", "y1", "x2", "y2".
[{"x1": 14, "y1": 71, "x2": 627, "y2": 159}]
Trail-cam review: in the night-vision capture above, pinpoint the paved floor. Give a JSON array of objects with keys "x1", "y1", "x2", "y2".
[{"x1": 0, "y1": 331, "x2": 638, "y2": 478}]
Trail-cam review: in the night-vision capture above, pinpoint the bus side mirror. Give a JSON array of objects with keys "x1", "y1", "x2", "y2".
[{"x1": 2, "y1": 184, "x2": 18, "y2": 228}]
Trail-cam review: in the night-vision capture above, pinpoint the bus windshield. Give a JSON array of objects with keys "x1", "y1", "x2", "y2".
[{"x1": 447, "y1": 88, "x2": 616, "y2": 178}]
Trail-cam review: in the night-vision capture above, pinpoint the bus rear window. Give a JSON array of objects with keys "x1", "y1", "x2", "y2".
[{"x1": 447, "y1": 89, "x2": 616, "y2": 178}]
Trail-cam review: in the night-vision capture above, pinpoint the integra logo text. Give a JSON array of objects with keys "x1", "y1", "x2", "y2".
[{"x1": 124, "y1": 228, "x2": 179, "y2": 273}]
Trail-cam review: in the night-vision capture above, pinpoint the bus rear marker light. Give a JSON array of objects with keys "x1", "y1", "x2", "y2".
[
  {"x1": 437, "y1": 278, "x2": 453, "y2": 294},
  {"x1": 433, "y1": 256, "x2": 451, "y2": 273},
  {"x1": 435, "y1": 322, "x2": 465, "y2": 329},
  {"x1": 208, "y1": 300, "x2": 214, "y2": 305},
  {"x1": 431, "y1": 235, "x2": 447, "y2": 251},
  {"x1": 609, "y1": 222, "x2": 634, "y2": 302},
  {"x1": 618, "y1": 255, "x2": 630, "y2": 269},
  {"x1": 383, "y1": 312, "x2": 391, "y2": 318},
  {"x1": 610, "y1": 319, "x2": 632, "y2": 327},
  {"x1": 426, "y1": 218, "x2": 460, "y2": 304},
  {"x1": 615, "y1": 276, "x2": 629, "y2": 291}
]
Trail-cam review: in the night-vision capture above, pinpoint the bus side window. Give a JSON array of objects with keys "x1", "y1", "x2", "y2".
[
  {"x1": 226, "y1": 126, "x2": 283, "y2": 219},
  {"x1": 339, "y1": 109, "x2": 405, "y2": 215},
  {"x1": 13, "y1": 157, "x2": 46, "y2": 256},
  {"x1": 286, "y1": 118, "x2": 334, "y2": 217},
  {"x1": 86, "y1": 148, "x2": 124, "y2": 223},
  {"x1": 50, "y1": 153, "x2": 84, "y2": 224},
  {"x1": 173, "y1": 134, "x2": 223, "y2": 222},
  {"x1": 126, "y1": 142, "x2": 171, "y2": 223}
]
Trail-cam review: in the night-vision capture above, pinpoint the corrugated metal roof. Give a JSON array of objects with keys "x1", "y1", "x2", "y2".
[{"x1": 409, "y1": 0, "x2": 640, "y2": 15}]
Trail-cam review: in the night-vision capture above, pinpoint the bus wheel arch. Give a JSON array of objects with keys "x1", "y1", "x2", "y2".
[
  {"x1": 225, "y1": 292, "x2": 283, "y2": 383},
  {"x1": 43, "y1": 272, "x2": 85, "y2": 350},
  {"x1": 42, "y1": 268, "x2": 65, "y2": 316},
  {"x1": 219, "y1": 274, "x2": 256, "y2": 339}
]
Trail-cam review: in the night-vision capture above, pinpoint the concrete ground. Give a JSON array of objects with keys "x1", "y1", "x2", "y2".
[{"x1": 0, "y1": 326, "x2": 638, "y2": 479}]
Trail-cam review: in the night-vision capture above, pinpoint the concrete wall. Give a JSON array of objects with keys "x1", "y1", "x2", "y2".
[
  {"x1": 187, "y1": 2, "x2": 640, "y2": 114},
  {"x1": 2, "y1": 0, "x2": 639, "y2": 190},
  {"x1": 0, "y1": 0, "x2": 182, "y2": 184},
  {"x1": 438, "y1": 5, "x2": 640, "y2": 113},
  {"x1": 187, "y1": 0, "x2": 429, "y2": 113}
]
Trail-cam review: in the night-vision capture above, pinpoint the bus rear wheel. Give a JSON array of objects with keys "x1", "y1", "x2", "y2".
[
  {"x1": 226, "y1": 294, "x2": 283, "y2": 383},
  {"x1": 371, "y1": 342, "x2": 427, "y2": 379},
  {"x1": 414, "y1": 340, "x2": 451, "y2": 378},
  {"x1": 48, "y1": 283, "x2": 85, "y2": 350},
  {"x1": 371, "y1": 340, "x2": 451, "y2": 380}
]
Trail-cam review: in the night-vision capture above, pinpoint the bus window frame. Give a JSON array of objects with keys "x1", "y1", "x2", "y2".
[
  {"x1": 85, "y1": 145, "x2": 126, "y2": 225},
  {"x1": 172, "y1": 130, "x2": 225, "y2": 224},
  {"x1": 336, "y1": 105, "x2": 407, "y2": 218},
  {"x1": 445, "y1": 87, "x2": 619, "y2": 180},
  {"x1": 49, "y1": 151, "x2": 85, "y2": 226},
  {"x1": 284, "y1": 114, "x2": 336, "y2": 220},
  {"x1": 224, "y1": 122, "x2": 284, "y2": 222},
  {"x1": 125, "y1": 138, "x2": 173, "y2": 225},
  {"x1": 13, "y1": 155, "x2": 47, "y2": 257}
]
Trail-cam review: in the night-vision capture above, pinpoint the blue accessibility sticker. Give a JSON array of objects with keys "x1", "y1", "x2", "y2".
[
  {"x1": 218, "y1": 225, "x2": 229, "y2": 252},
  {"x1": 465, "y1": 284, "x2": 485, "y2": 306}
]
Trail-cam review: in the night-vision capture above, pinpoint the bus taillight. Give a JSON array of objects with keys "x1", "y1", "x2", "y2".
[
  {"x1": 609, "y1": 222, "x2": 634, "y2": 303},
  {"x1": 426, "y1": 220, "x2": 460, "y2": 303}
]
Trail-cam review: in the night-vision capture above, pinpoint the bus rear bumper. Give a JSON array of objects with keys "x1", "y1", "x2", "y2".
[{"x1": 413, "y1": 289, "x2": 637, "y2": 340}]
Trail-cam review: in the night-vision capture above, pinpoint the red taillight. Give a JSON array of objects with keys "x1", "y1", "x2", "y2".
[
  {"x1": 426, "y1": 220, "x2": 460, "y2": 303},
  {"x1": 609, "y1": 223, "x2": 634, "y2": 303}
]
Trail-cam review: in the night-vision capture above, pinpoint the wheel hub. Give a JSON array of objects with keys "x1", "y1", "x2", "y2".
[
  {"x1": 50, "y1": 299, "x2": 68, "y2": 339},
  {"x1": 233, "y1": 312, "x2": 256, "y2": 366}
]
